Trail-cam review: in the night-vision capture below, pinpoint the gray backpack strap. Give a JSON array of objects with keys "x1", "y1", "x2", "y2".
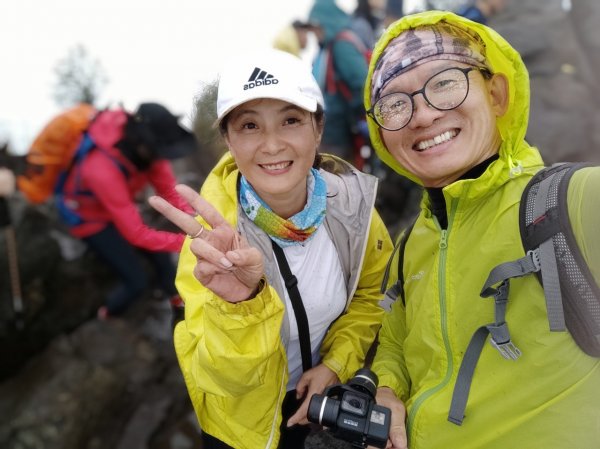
[
  {"x1": 480, "y1": 250, "x2": 541, "y2": 297},
  {"x1": 448, "y1": 251, "x2": 539, "y2": 425},
  {"x1": 379, "y1": 217, "x2": 417, "y2": 311},
  {"x1": 379, "y1": 238, "x2": 402, "y2": 312},
  {"x1": 522, "y1": 162, "x2": 600, "y2": 356},
  {"x1": 532, "y1": 171, "x2": 566, "y2": 331}
]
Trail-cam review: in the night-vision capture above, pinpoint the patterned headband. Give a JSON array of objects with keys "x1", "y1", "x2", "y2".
[{"x1": 371, "y1": 22, "x2": 490, "y2": 101}]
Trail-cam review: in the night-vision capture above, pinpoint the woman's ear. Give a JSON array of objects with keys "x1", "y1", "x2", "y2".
[
  {"x1": 489, "y1": 72, "x2": 509, "y2": 117},
  {"x1": 312, "y1": 114, "x2": 324, "y2": 148},
  {"x1": 223, "y1": 133, "x2": 233, "y2": 153}
]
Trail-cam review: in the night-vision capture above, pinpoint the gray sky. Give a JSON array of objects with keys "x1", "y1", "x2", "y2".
[{"x1": 0, "y1": 0, "x2": 332, "y2": 154}]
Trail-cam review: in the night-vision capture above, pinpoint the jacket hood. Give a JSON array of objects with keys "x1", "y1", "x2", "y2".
[
  {"x1": 365, "y1": 11, "x2": 535, "y2": 185},
  {"x1": 309, "y1": 0, "x2": 352, "y2": 44}
]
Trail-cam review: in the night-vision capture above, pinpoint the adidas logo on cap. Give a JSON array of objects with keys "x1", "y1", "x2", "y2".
[{"x1": 243, "y1": 67, "x2": 279, "y2": 90}]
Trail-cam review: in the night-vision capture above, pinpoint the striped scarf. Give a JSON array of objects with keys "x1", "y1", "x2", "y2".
[{"x1": 239, "y1": 169, "x2": 327, "y2": 247}]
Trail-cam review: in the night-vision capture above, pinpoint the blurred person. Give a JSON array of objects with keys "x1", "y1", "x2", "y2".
[
  {"x1": 455, "y1": 0, "x2": 507, "y2": 24},
  {"x1": 351, "y1": 0, "x2": 385, "y2": 49},
  {"x1": 384, "y1": 0, "x2": 405, "y2": 28},
  {"x1": 0, "y1": 167, "x2": 16, "y2": 197},
  {"x1": 364, "y1": 10, "x2": 600, "y2": 449},
  {"x1": 149, "y1": 49, "x2": 392, "y2": 449},
  {"x1": 59, "y1": 102, "x2": 197, "y2": 320},
  {"x1": 309, "y1": 0, "x2": 370, "y2": 163},
  {"x1": 571, "y1": 0, "x2": 600, "y2": 77},
  {"x1": 491, "y1": 0, "x2": 599, "y2": 164},
  {"x1": 273, "y1": 20, "x2": 314, "y2": 57},
  {"x1": 569, "y1": 0, "x2": 600, "y2": 158}
]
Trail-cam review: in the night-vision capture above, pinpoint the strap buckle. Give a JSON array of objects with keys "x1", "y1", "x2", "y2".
[
  {"x1": 487, "y1": 322, "x2": 522, "y2": 360},
  {"x1": 489, "y1": 338, "x2": 522, "y2": 360},
  {"x1": 285, "y1": 275, "x2": 298, "y2": 289},
  {"x1": 527, "y1": 249, "x2": 541, "y2": 272}
]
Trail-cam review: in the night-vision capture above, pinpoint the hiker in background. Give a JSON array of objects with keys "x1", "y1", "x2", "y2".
[
  {"x1": 59, "y1": 102, "x2": 197, "y2": 320},
  {"x1": 383, "y1": 0, "x2": 404, "y2": 28},
  {"x1": 0, "y1": 168, "x2": 15, "y2": 197},
  {"x1": 149, "y1": 49, "x2": 392, "y2": 449},
  {"x1": 350, "y1": 0, "x2": 385, "y2": 50},
  {"x1": 309, "y1": 0, "x2": 370, "y2": 163},
  {"x1": 364, "y1": 11, "x2": 600, "y2": 449},
  {"x1": 273, "y1": 20, "x2": 315, "y2": 57},
  {"x1": 455, "y1": 0, "x2": 507, "y2": 24}
]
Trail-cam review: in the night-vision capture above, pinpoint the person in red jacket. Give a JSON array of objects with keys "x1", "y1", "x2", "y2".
[{"x1": 59, "y1": 102, "x2": 197, "y2": 319}]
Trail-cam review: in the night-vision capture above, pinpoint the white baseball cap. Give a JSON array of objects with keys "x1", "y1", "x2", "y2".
[{"x1": 216, "y1": 49, "x2": 324, "y2": 126}]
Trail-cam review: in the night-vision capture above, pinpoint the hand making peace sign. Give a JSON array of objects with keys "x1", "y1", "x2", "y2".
[{"x1": 148, "y1": 184, "x2": 264, "y2": 303}]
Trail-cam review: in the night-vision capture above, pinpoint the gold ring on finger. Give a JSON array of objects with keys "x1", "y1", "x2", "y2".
[{"x1": 189, "y1": 227, "x2": 204, "y2": 239}]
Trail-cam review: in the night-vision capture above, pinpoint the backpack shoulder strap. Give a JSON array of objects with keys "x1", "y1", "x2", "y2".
[
  {"x1": 325, "y1": 29, "x2": 369, "y2": 101},
  {"x1": 379, "y1": 215, "x2": 417, "y2": 311},
  {"x1": 520, "y1": 164, "x2": 571, "y2": 330},
  {"x1": 54, "y1": 133, "x2": 97, "y2": 195},
  {"x1": 54, "y1": 135, "x2": 131, "y2": 227},
  {"x1": 334, "y1": 29, "x2": 368, "y2": 54},
  {"x1": 521, "y1": 162, "x2": 600, "y2": 354}
]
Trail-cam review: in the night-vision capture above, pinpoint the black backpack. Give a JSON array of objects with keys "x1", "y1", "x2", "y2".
[{"x1": 381, "y1": 162, "x2": 600, "y2": 425}]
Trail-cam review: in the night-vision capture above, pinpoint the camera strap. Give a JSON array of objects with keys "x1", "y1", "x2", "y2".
[{"x1": 271, "y1": 240, "x2": 313, "y2": 372}]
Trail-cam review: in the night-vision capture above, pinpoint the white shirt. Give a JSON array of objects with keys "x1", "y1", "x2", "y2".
[{"x1": 276, "y1": 226, "x2": 347, "y2": 391}]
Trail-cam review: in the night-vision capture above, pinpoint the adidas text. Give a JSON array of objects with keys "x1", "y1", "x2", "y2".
[{"x1": 244, "y1": 79, "x2": 279, "y2": 90}]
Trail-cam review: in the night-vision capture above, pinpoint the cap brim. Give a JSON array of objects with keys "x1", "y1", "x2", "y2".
[{"x1": 215, "y1": 92, "x2": 318, "y2": 128}]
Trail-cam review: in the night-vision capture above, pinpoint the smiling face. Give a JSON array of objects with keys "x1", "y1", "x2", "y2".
[
  {"x1": 379, "y1": 59, "x2": 508, "y2": 188},
  {"x1": 224, "y1": 98, "x2": 323, "y2": 218}
]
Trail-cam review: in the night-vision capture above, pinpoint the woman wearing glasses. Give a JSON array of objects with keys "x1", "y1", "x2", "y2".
[{"x1": 364, "y1": 11, "x2": 600, "y2": 449}]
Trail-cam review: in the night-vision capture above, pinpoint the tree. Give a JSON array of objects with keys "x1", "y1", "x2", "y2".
[
  {"x1": 189, "y1": 80, "x2": 223, "y2": 176},
  {"x1": 53, "y1": 44, "x2": 108, "y2": 107}
]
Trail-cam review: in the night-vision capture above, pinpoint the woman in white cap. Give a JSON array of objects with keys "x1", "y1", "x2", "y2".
[{"x1": 149, "y1": 49, "x2": 392, "y2": 449}]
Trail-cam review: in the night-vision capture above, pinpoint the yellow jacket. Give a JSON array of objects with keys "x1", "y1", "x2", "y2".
[{"x1": 174, "y1": 153, "x2": 392, "y2": 448}]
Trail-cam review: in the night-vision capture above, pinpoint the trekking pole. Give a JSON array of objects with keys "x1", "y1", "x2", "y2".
[{"x1": 0, "y1": 197, "x2": 24, "y2": 330}]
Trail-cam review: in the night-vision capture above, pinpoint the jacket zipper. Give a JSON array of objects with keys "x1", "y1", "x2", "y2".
[{"x1": 407, "y1": 199, "x2": 458, "y2": 441}]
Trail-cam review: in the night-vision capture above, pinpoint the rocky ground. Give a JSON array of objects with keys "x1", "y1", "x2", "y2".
[{"x1": 0, "y1": 200, "x2": 355, "y2": 449}]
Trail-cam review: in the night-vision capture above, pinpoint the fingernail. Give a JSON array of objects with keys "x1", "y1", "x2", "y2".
[{"x1": 220, "y1": 257, "x2": 233, "y2": 268}]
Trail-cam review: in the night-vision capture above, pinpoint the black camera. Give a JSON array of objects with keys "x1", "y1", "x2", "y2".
[{"x1": 307, "y1": 368, "x2": 391, "y2": 448}]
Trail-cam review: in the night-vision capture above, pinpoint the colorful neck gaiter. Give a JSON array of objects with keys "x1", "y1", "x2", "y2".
[{"x1": 239, "y1": 168, "x2": 327, "y2": 247}]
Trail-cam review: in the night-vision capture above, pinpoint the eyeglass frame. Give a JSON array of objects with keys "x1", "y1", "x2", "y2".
[{"x1": 367, "y1": 66, "x2": 493, "y2": 131}]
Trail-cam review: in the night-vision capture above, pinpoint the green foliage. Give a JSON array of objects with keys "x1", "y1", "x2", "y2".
[
  {"x1": 53, "y1": 44, "x2": 108, "y2": 108},
  {"x1": 190, "y1": 80, "x2": 226, "y2": 172}
]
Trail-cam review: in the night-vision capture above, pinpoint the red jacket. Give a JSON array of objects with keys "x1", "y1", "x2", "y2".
[{"x1": 63, "y1": 109, "x2": 192, "y2": 253}]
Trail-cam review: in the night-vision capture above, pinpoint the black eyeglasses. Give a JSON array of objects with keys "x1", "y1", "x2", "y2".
[{"x1": 368, "y1": 66, "x2": 491, "y2": 131}]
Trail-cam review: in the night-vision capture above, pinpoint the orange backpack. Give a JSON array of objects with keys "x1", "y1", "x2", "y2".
[{"x1": 17, "y1": 103, "x2": 97, "y2": 204}]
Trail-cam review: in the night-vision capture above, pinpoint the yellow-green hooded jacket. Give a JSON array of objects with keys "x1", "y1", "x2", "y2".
[
  {"x1": 174, "y1": 153, "x2": 392, "y2": 449},
  {"x1": 366, "y1": 11, "x2": 600, "y2": 449}
]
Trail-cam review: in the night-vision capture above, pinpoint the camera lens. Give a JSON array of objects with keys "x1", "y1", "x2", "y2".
[
  {"x1": 308, "y1": 394, "x2": 340, "y2": 427},
  {"x1": 341, "y1": 392, "x2": 368, "y2": 416},
  {"x1": 348, "y1": 368, "x2": 379, "y2": 398}
]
